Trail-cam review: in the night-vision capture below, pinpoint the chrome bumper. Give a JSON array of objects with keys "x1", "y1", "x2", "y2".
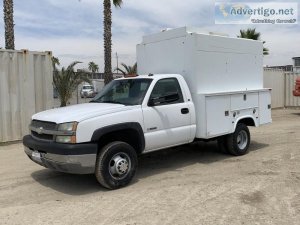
[{"x1": 24, "y1": 147, "x2": 96, "y2": 174}]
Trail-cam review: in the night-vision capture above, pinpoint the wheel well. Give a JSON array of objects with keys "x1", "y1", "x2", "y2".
[
  {"x1": 97, "y1": 129, "x2": 143, "y2": 155},
  {"x1": 238, "y1": 118, "x2": 255, "y2": 127}
]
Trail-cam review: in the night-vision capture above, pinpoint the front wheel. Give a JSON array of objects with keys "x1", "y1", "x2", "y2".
[
  {"x1": 226, "y1": 123, "x2": 250, "y2": 156},
  {"x1": 95, "y1": 141, "x2": 138, "y2": 189}
]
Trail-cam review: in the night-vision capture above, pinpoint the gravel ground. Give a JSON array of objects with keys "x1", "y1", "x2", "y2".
[{"x1": 0, "y1": 109, "x2": 299, "y2": 225}]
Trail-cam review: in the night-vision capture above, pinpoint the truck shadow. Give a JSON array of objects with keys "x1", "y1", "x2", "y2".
[
  {"x1": 31, "y1": 140, "x2": 268, "y2": 195},
  {"x1": 31, "y1": 170, "x2": 108, "y2": 194},
  {"x1": 136, "y1": 141, "x2": 268, "y2": 178}
]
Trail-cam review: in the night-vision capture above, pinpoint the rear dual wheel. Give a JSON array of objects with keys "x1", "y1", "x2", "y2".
[{"x1": 217, "y1": 123, "x2": 250, "y2": 156}]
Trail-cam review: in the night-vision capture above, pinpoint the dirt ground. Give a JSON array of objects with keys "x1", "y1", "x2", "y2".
[{"x1": 0, "y1": 109, "x2": 299, "y2": 225}]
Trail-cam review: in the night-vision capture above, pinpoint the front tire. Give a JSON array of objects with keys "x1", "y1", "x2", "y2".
[
  {"x1": 227, "y1": 123, "x2": 250, "y2": 156},
  {"x1": 95, "y1": 141, "x2": 138, "y2": 189}
]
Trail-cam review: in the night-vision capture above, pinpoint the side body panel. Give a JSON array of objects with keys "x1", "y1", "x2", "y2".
[
  {"x1": 195, "y1": 89, "x2": 271, "y2": 139},
  {"x1": 259, "y1": 91, "x2": 272, "y2": 125}
]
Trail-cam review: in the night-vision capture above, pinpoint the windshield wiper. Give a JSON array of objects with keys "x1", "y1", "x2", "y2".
[
  {"x1": 89, "y1": 100, "x2": 100, "y2": 103},
  {"x1": 102, "y1": 100, "x2": 124, "y2": 105},
  {"x1": 89, "y1": 100, "x2": 125, "y2": 105}
]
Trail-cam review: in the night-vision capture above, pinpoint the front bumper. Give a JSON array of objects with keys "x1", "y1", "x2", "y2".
[
  {"x1": 23, "y1": 135, "x2": 98, "y2": 174},
  {"x1": 81, "y1": 92, "x2": 95, "y2": 97}
]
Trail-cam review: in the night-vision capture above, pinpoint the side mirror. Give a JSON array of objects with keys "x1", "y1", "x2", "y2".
[
  {"x1": 148, "y1": 93, "x2": 180, "y2": 107},
  {"x1": 148, "y1": 97, "x2": 160, "y2": 107}
]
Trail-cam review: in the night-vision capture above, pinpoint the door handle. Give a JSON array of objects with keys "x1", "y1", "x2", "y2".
[{"x1": 181, "y1": 108, "x2": 189, "y2": 114}]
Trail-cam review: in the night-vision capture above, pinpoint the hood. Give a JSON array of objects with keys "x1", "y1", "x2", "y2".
[{"x1": 32, "y1": 103, "x2": 137, "y2": 124}]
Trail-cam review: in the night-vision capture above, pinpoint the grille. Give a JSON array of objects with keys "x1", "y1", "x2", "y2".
[
  {"x1": 31, "y1": 120, "x2": 57, "y2": 130},
  {"x1": 31, "y1": 131, "x2": 53, "y2": 141},
  {"x1": 31, "y1": 120, "x2": 57, "y2": 141}
]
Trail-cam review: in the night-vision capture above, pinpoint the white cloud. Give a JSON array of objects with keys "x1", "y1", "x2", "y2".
[{"x1": 0, "y1": 0, "x2": 299, "y2": 70}]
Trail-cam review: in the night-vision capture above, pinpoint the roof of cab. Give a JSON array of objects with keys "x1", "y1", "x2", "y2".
[{"x1": 116, "y1": 74, "x2": 183, "y2": 81}]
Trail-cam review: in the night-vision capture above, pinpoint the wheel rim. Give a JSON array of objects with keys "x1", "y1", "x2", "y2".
[
  {"x1": 237, "y1": 130, "x2": 248, "y2": 150},
  {"x1": 109, "y1": 152, "x2": 131, "y2": 180}
]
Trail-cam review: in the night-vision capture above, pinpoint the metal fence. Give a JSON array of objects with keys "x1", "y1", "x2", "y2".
[
  {"x1": 263, "y1": 69, "x2": 285, "y2": 108},
  {"x1": 0, "y1": 49, "x2": 53, "y2": 143},
  {"x1": 263, "y1": 68, "x2": 300, "y2": 108}
]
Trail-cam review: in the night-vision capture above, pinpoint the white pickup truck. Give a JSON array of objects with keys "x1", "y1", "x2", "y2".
[{"x1": 23, "y1": 27, "x2": 272, "y2": 189}]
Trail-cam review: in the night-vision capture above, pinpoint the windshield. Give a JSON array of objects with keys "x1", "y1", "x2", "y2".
[{"x1": 90, "y1": 78, "x2": 152, "y2": 105}]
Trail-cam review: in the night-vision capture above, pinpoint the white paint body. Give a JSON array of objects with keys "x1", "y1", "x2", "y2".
[
  {"x1": 137, "y1": 27, "x2": 272, "y2": 140},
  {"x1": 31, "y1": 27, "x2": 272, "y2": 153}
]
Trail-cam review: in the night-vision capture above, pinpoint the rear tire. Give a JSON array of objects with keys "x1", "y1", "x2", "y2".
[
  {"x1": 227, "y1": 123, "x2": 250, "y2": 156},
  {"x1": 95, "y1": 141, "x2": 138, "y2": 189}
]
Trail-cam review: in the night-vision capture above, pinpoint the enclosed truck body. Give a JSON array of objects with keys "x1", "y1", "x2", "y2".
[
  {"x1": 23, "y1": 27, "x2": 272, "y2": 189},
  {"x1": 137, "y1": 27, "x2": 271, "y2": 139}
]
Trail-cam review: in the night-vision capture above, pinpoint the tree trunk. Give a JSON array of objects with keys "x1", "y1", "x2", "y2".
[
  {"x1": 60, "y1": 100, "x2": 67, "y2": 107},
  {"x1": 103, "y1": 0, "x2": 113, "y2": 85},
  {"x1": 3, "y1": 0, "x2": 15, "y2": 50}
]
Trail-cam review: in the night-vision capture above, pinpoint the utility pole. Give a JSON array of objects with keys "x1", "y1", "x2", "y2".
[{"x1": 116, "y1": 52, "x2": 119, "y2": 74}]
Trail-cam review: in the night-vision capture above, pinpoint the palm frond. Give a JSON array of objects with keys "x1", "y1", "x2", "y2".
[
  {"x1": 66, "y1": 61, "x2": 82, "y2": 71},
  {"x1": 53, "y1": 61, "x2": 91, "y2": 107},
  {"x1": 115, "y1": 68, "x2": 127, "y2": 75},
  {"x1": 113, "y1": 0, "x2": 123, "y2": 7},
  {"x1": 238, "y1": 28, "x2": 269, "y2": 56}
]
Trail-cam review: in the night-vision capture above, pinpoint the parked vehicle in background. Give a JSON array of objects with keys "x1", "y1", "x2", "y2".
[
  {"x1": 293, "y1": 77, "x2": 300, "y2": 96},
  {"x1": 23, "y1": 27, "x2": 272, "y2": 190},
  {"x1": 80, "y1": 84, "x2": 96, "y2": 98}
]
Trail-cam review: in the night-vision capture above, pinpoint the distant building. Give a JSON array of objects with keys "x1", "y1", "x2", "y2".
[
  {"x1": 265, "y1": 57, "x2": 300, "y2": 72},
  {"x1": 293, "y1": 57, "x2": 300, "y2": 72},
  {"x1": 265, "y1": 65, "x2": 293, "y2": 71},
  {"x1": 76, "y1": 70, "x2": 124, "y2": 79}
]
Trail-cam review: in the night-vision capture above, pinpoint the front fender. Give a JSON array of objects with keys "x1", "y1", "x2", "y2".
[{"x1": 91, "y1": 122, "x2": 145, "y2": 152}]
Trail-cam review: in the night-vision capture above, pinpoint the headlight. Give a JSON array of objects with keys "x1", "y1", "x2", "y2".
[
  {"x1": 56, "y1": 135, "x2": 76, "y2": 143},
  {"x1": 58, "y1": 122, "x2": 77, "y2": 131},
  {"x1": 56, "y1": 122, "x2": 77, "y2": 143}
]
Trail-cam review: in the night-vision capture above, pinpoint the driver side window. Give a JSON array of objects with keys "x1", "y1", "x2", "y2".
[{"x1": 150, "y1": 78, "x2": 184, "y2": 106}]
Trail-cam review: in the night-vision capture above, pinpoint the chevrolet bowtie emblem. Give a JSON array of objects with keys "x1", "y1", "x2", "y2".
[{"x1": 36, "y1": 127, "x2": 44, "y2": 134}]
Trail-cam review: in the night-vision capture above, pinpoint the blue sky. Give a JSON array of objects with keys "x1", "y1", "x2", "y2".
[{"x1": 0, "y1": 0, "x2": 299, "y2": 71}]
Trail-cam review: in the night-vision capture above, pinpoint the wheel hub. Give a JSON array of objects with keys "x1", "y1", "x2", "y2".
[
  {"x1": 237, "y1": 130, "x2": 248, "y2": 150},
  {"x1": 109, "y1": 153, "x2": 131, "y2": 179},
  {"x1": 115, "y1": 157, "x2": 129, "y2": 175}
]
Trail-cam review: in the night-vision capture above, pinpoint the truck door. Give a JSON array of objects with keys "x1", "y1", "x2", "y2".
[{"x1": 142, "y1": 78, "x2": 191, "y2": 152}]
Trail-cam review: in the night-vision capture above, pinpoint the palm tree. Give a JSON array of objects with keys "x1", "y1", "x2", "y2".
[
  {"x1": 115, "y1": 62, "x2": 137, "y2": 76},
  {"x1": 103, "y1": 0, "x2": 123, "y2": 85},
  {"x1": 3, "y1": 0, "x2": 15, "y2": 49},
  {"x1": 51, "y1": 56, "x2": 60, "y2": 69},
  {"x1": 88, "y1": 61, "x2": 99, "y2": 79},
  {"x1": 53, "y1": 61, "x2": 90, "y2": 107},
  {"x1": 238, "y1": 28, "x2": 269, "y2": 55}
]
